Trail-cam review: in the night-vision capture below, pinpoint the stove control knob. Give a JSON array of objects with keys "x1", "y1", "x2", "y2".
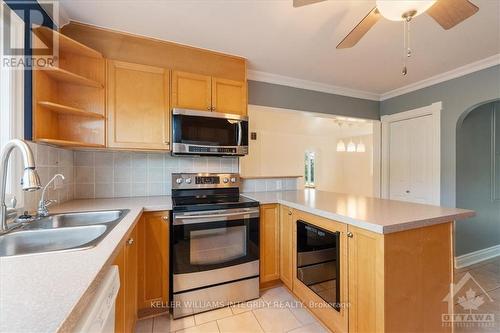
[
  {"x1": 176, "y1": 178, "x2": 183, "y2": 184},
  {"x1": 185, "y1": 178, "x2": 192, "y2": 184},
  {"x1": 223, "y1": 177, "x2": 229, "y2": 183},
  {"x1": 230, "y1": 177, "x2": 237, "y2": 183}
]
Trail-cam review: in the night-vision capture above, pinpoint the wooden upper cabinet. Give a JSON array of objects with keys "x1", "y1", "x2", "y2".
[
  {"x1": 171, "y1": 71, "x2": 212, "y2": 111},
  {"x1": 260, "y1": 204, "x2": 280, "y2": 285},
  {"x1": 107, "y1": 60, "x2": 170, "y2": 150},
  {"x1": 171, "y1": 70, "x2": 247, "y2": 115},
  {"x1": 212, "y1": 78, "x2": 247, "y2": 115}
]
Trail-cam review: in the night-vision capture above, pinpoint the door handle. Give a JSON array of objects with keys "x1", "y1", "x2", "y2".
[{"x1": 347, "y1": 232, "x2": 353, "y2": 238}]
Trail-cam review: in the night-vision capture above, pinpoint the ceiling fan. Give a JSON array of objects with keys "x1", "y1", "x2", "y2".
[{"x1": 293, "y1": 0, "x2": 479, "y2": 49}]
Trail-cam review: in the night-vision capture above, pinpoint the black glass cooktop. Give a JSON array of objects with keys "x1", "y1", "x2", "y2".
[{"x1": 172, "y1": 187, "x2": 259, "y2": 212}]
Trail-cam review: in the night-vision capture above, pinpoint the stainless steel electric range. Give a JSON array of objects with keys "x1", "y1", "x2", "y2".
[{"x1": 170, "y1": 173, "x2": 260, "y2": 318}]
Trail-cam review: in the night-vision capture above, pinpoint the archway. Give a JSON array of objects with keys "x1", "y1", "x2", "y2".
[{"x1": 455, "y1": 99, "x2": 500, "y2": 263}]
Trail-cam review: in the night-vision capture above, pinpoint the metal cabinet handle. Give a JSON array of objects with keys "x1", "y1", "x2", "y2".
[
  {"x1": 347, "y1": 232, "x2": 353, "y2": 238},
  {"x1": 288, "y1": 211, "x2": 292, "y2": 216},
  {"x1": 207, "y1": 106, "x2": 211, "y2": 111},
  {"x1": 127, "y1": 238, "x2": 134, "y2": 245},
  {"x1": 162, "y1": 216, "x2": 169, "y2": 221}
]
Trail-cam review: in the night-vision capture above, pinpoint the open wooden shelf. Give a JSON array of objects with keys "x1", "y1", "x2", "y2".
[
  {"x1": 43, "y1": 66, "x2": 103, "y2": 88},
  {"x1": 34, "y1": 26, "x2": 103, "y2": 59},
  {"x1": 38, "y1": 101, "x2": 105, "y2": 119},
  {"x1": 36, "y1": 138, "x2": 105, "y2": 148}
]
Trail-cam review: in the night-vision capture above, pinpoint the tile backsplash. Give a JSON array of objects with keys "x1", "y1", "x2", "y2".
[
  {"x1": 19, "y1": 143, "x2": 298, "y2": 211},
  {"x1": 23, "y1": 143, "x2": 75, "y2": 212},
  {"x1": 241, "y1": 178, "x2": 300, "y2": 193},
  {"x1": 73, "y1": 151, "x2": 239, "y2": 199}
]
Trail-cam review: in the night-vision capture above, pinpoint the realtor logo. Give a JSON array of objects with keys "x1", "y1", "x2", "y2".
[
  {"x1": 1, "y1": 0, "x2": 58, "y2": 69},
  {"x1": 442, "y1": 272, "x2": 495, "y2": 329}
]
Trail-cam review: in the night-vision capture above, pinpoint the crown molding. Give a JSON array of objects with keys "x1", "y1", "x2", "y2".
[
  {"x1": 248, "y1": 55, "x2": 500, "y2": 103},
  {"x1": 380, "y1": 54, "x2": 500, "y2": 101},
  {"x1": 247, "y1": 70, "x2": 380, "y2": 101}
]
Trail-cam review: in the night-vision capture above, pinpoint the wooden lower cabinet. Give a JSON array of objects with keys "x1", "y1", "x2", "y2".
[
  {"x1": 347, "y1": 226, "x2": 385, "y2": 333},
  {"x1": 113, "y1": 211, "x2": 170, "y2": 332},
  {"x1": 279, "y1": 205, "x2": 294, "y2": 290},
  {"x1": 137, "y1": 211, "x2": 170, "y2": 318},
  {"x1": 259, "y1": 204, "x2": 280, "y2": 286},
  {"x1": 268, "y1": 205, "x2": 453, "y2": 333},
  {"x1": 114, "y1": 224, "x2": 138, "y2": 333}
]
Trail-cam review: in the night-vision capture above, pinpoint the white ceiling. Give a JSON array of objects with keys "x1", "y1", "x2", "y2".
[{"x1": 60, "y1": 0, "x2": 500, "y2": 97}]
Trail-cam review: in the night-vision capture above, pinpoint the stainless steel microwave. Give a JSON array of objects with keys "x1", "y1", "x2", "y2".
[{"x1": 171, "y1": 108, "x2": 249, "y2": 156}]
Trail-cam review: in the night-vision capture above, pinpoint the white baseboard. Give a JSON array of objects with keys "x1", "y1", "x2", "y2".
[{"x1": 455, "y1": 244, "x2": 500, "y2": 269}]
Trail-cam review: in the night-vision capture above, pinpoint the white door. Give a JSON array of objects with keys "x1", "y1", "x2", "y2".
[
  {"x1": 382, "y1": 102, "x2": 441, "y2": 205},
  {"x1": 389, "y1": 115, "x2": 434, "y2": 204}
]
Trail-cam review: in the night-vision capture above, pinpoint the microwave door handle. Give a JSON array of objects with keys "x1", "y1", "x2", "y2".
[{"x1": 237, "y1": 121, "x2": 242, "y2": 146}]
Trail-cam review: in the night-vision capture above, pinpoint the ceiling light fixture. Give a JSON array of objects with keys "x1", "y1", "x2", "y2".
[
  {"x1": 336, "y1": 139, "x2": 346, "y2": 152},
  {"x1": 356, "y1": 140, "x2": 366, "y2": 153},
  {"x1": 375, "y1": 0, "x2": 437, "y2": 21},
  {"x1": 347, "y1": 139, "x2": 356, "y2": 153}
]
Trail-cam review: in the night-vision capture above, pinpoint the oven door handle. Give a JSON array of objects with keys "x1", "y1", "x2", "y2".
[{"x1": 173, "y1": 210, "x2": 259, "y2": 225}]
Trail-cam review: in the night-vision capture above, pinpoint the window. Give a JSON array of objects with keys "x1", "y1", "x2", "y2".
[
  {"x1": 304, "y1": 151, "x2": 315, "y2": 187},
  {"x1": 0, "y1": 8, "x2": 25, "y2": 207}
]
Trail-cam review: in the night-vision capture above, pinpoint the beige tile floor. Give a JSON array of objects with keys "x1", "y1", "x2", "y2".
[
  {"x1": 135, "y1": 286, "x2": 328, "y2": 333},
  {"x1": 136, "y1": 257, "x2": 500, "y2": 333}
]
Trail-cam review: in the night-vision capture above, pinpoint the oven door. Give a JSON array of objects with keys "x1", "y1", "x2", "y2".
[
  {"x1": 172, "y1": 207, "x2": 259, "y2": 292},
  {"x1": 171, "y1": 108, "x2": 249, "y2": 156}
]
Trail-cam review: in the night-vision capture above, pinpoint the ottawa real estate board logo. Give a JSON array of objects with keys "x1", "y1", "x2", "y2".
[
  {"x1": 1, "y1": 1, "x2": 59, "y2": 70},
  {"x1": 442, "y1": 272, "x2": 496, "y2": 329}
]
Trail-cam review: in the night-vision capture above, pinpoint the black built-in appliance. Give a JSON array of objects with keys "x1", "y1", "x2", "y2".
[{"x1": 296, "y1": 220, "x2": 340, "y2": 311}]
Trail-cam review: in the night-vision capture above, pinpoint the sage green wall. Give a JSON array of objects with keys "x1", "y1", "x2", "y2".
[
  {"x1": 456, "y1": 102, "x2": 500, "y2": 256},
  {"x1": 248, "y1": 80, "x2": 380, "y2": 120},
  {"x1": 380, "y1": 65, "x2": 500, "y2": 256}
]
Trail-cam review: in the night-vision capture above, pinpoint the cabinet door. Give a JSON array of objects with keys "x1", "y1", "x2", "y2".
[
  {"x1": 124, "y1": 225, "x2": 138, "y2": 333},
  {"x1": 260, "y1": 204, "x2": 280, "y2": 285},
  {"x1": 211, "y1": 78, "x2": 247, "y2": 115},
  {"x1": 347, "y1": 226, "x2": 384, "y2": 333},
  {"x1": 279, "y1": 205, "x2": 293, "y2": 290},
  {"x1": 113, "y1": 245, "x2": 126, "y2": 333},
  {"x1": 171, "y1": 71, "x2": 212, "y2": 111},
  {"x1": 107, "y1": 60, "x2": 170, "y2": 150},
  {"x1": 137, "y1": 212, "x2": 169, "y2": 317}
]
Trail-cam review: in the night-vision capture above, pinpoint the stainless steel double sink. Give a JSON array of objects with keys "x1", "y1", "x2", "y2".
[{"x1": 0, "y1": 210, "x2": 129, "y2": 257}]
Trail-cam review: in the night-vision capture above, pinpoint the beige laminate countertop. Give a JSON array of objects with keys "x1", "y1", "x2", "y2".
[
  {"x1": 242, "y1": 189, "x2": 475, "y2": 234},
  {"x1": 0, "y1": 196, "x2": 172, "y2": 333},
  {"x1": 0, "y1": 191, "x2": 474, "y2": 332}
]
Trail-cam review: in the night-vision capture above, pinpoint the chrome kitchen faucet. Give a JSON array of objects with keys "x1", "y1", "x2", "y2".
[
  {"x1": 0, "y1": 139, "x2": 41, "y2": 234},
  {"x1": 37, "y1": 174, "x2": 65, "y2": 217}
]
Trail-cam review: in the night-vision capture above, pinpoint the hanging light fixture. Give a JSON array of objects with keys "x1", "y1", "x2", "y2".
[
  {"x1": 336, "y1": 139, "x2": 346, "y2": 152},
  {"x1": 375, "y1": 1, "x2": 437, "y2": 21},
  {"x1": 356, "y1": 140, "x2": 366, "y2": 153},
  {"x1": 347, "y1": 139, "x2": 356, "y2": 153}
]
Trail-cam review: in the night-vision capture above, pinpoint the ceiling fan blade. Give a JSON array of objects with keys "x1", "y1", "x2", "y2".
[
  {"x1": 427, "y1": 0, "x2": 479, "y2": 30},
  {"x1": 336, "y1": 7, "x2": 381, "y2": 49},
  {"x1": 293, "y1": 0, "x2": 326, "y2": 8}
]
